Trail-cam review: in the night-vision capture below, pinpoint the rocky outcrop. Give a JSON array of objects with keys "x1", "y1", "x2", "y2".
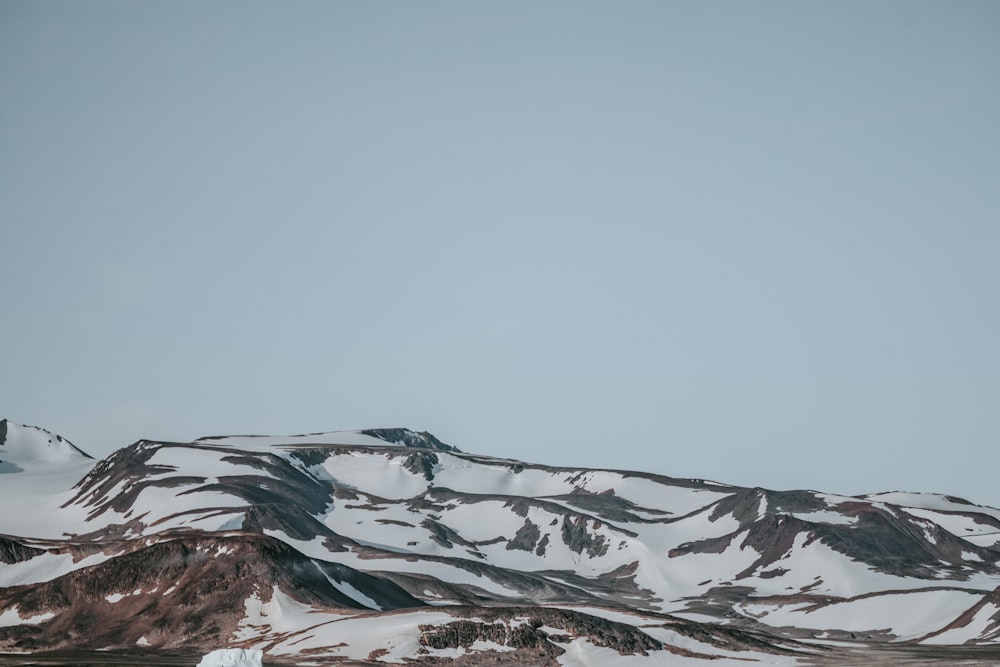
[
  {"x1": 0, "y1": 538, "x2": 43, "y2": 565},
  {"x1": 0, "y1": 533, "x2": 423, "y2": 652},
  {"x1": 420, "y1": 606, "x2": 662, "y2": 656},
  {"x1": 361, "y1": 428, "x2": 457, "y2": 452}
]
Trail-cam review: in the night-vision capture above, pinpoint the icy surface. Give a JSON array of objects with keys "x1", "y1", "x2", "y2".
[
  {"x1": 196, "y1": 648, "x2": 263, "y2": 667},
  {"x1": 923, "y1": 601, "x2": 1000, "y2": 644},
  {"x1": 739, "y1": 589, "x2": 981, "y2": 640}
]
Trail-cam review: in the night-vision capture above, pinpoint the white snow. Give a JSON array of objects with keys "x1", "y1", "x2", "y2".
[
  {"x1": 963, "y1": 532, "x2": 1000, "y2": 549},
  {"x1": 316, "y1": 450, "x2": 430, "y2": 499},
  {"x1": 556, "y1": 637, "x2": 796, "y2": 666},
  {"x1": 0, "y1": 607, "x2": 54, "y2": 628},
  {"x1": 922, "y1": 601, "x2": 1000, "y2": 644},
  {"x1": 235, "y1": 587, "x2": 333, "y2": 641},
  {"x1": 262, "y1": 610, "x2": 458, "y2": 660},
  {"x1": 196, "y1": 648, "x2": 263, "y2": 667},
  {"x1": 740, "y1": 589, "x2": 981, "y2": 641},
  {"x1": 793, "y1": 509, "x2": 857, "y2": 526},
  {"x1": 0, "y1": 461, "x2": 97, "y2": 538},
  {"x1": 146, "y1": 445, "x2": 267, "y2": 478},
  {"x1": 0, "y1": 422, "x2": 90, "y2": 467},
  {"x1": 0, "y1": 551, "x2": 111, "y2": 588}
]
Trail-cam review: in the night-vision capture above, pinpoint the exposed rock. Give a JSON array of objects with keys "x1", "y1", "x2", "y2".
[
  {"x1": 361, "y1": 429, "x2": 457, "y2": 452},
  {"x1": 0, "y1": 533, "x2": 423, "y2": 652},
  {"x1": 506, "y1": 519, "x2": 541, "y2": 552},
  {"x1": 0, "y1": 538, "x2": 43, "y2": 565},
  {"x1": 420, "y1": 606, "x2": 662, "y2": 657},
  {"x1": 560, "y1": 516, "x2": 609, "y2": 558}
]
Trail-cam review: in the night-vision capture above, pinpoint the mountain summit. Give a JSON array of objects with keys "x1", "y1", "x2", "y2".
[{"x1": 0, "y1": 419, "x2": 92, "y2": 472}]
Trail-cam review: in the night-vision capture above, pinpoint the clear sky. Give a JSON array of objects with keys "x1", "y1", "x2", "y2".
[{"x1": 2, "y1": 2, "x2": 998, "y2": 506}]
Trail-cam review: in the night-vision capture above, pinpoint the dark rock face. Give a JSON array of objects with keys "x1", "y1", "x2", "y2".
[
  {"x1": 421, "y1": 607, "x2": 663, "y2": 656},
  {"x1": 419, "y1": 619, "x2": 566, "y2": 659},
  {"x1": 506, "y1": 519, "x2": 541, "y2": 552},
  {"x1": 0, "y1": 538, "x2": 43, "y2": 565},
  {"x1": 816, "y1": 504, "x2": 997, "y2": 578},
  {"x1": 402, "y1": 450, "x2": 440, "y2": 481},
  {"x1": 421, "y1": 518, "x2": 475, "y2": 549},
  {"x1": 671, "y1": 502, "x2": 999, "y2": 582},
  {"x1": 557, "y1": 489, "x2": 667, "y2": 524},
  {"x1": 361, "y1": 428, "x2": 458, "y2": 452},
  {"x1": 560, "y1": 516, "x2": 609, "y2": 558}
]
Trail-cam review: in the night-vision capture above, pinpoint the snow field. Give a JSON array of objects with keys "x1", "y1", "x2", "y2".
[
  {"x1": 262, "y1": 610, "x2": 459, "y2": 660},
  {"x1": 196, "y1": 648, "x2": 263, "y2": 667},
  {"x1": 554, "y1": 637, "x2": 797, "y2": 666},
  {"x1": 902, "y1": 506, "x2": 1000, "y2": 543},
  {"x1": 605, "y1": 478, "x2": 732, "y2": 518},
  {"x1": 0, "y1": 607, "x2": 54, "y2": 628},
  {"x1": 320, "y1": 501, "x2": 429, "y2": 555},
  {"x1": 430, "y1": 457, "x2": 584, "y2": 497},
  {"x1": 740, "y1": 589, "x2": 981, "y2": 640},
  {"x1": 922, "y1": 601, "x2": 1000, "y2": 644},
  {"x1": 864, "y1": 492, "x2": 1000, "y2": 518},
  {"x1": 0, "y1": 462, "x2": 96, "y2": 538},
  {"x1": 0, "y1": 550, "x2": 110, "y2": 588},
  {"x1": 145, "y1": 445, "x2": 271, "y2": 479},
  {"x1": 316, "y1": 451, "x2": 430, "y2": 499},
  {"x1": 234, "y1": 586, "x2": 341, "y2": 642}
]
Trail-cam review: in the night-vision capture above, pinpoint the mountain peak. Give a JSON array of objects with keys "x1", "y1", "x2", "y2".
[
  {"x1": 360, "y1": 428, "x2": 457, "y2": 451},
  {"x1": 0, "y1": 419, "x2": 93, "y2": 472}
]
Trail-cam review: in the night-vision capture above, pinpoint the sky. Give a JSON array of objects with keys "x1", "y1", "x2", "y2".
[{"x1": 2, "y1": 1, "x2": 999, "y2": 506}]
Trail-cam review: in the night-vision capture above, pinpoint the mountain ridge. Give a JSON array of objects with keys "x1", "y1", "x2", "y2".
[{"x1": 0, "y1": 419, "x2": 998, "y2": 664}]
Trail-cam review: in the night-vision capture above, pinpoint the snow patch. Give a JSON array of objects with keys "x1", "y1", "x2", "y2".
[
  {"x1": 196, "y1": 649, "x2": 263, "y2": 667},
  {"x1": 0, "y1": 607, "x2": 54, "y2": 628}
]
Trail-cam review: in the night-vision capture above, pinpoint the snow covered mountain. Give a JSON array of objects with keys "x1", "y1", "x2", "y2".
[
  {"x1": 1, "y1": 419, "x2": 998, "y2": 665},
  {"x1": 0, "y1": 419, "x2": 91, "y2": 472}
]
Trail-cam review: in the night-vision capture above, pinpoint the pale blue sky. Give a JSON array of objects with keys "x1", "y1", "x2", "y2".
[{"x1": 2, "y1": 2, "x2": 999, "y2": 505}]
